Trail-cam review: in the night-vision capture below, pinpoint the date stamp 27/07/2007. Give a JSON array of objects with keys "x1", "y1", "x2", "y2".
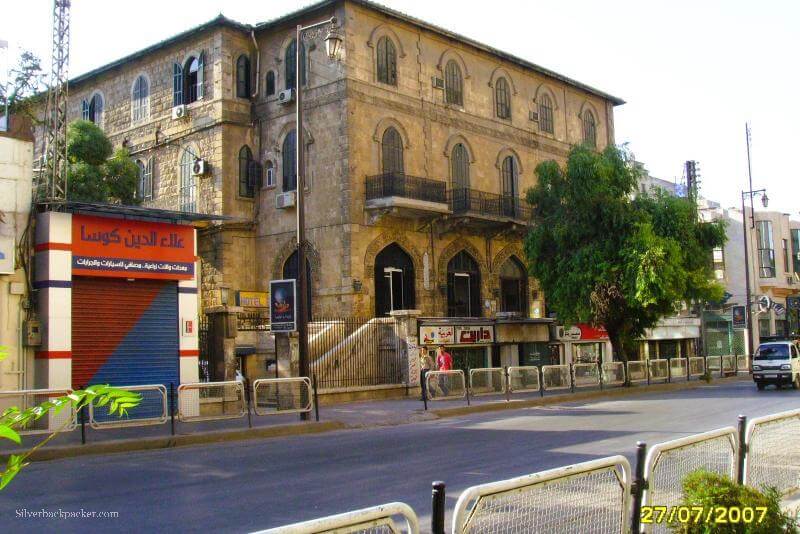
[{"x1": 641, "y1": 506, "x2": 769, "y2": 525}]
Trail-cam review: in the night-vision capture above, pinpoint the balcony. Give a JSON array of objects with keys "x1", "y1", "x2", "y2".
[
  {"x1": 447, "y1": 188, "x2": 531, "y2": 229},
  {"x1": 365, "y1": 173, "x2": 450, "y2": 218}
]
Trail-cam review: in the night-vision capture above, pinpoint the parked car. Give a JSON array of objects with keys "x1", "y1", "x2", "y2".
[{"x1": 752, "y1": 341, "x2": 800, "y2": 390}]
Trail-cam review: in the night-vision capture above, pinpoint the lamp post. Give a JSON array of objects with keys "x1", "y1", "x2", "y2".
[{"x1": 295, "y1": 17, "x2": 341, "y2": 419}]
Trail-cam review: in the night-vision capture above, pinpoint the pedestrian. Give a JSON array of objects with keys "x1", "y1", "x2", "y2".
[
  {"x1": 419, "y1": 346, "x2": 433, "y2": 401},
  {"x1": 436, "y1": 345, "x2": 453, "y2": 396}
]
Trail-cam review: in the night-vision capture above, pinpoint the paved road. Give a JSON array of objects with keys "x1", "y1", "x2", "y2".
[{"x1": 0, "y1": 379, "x2": 796, "y2": 533}]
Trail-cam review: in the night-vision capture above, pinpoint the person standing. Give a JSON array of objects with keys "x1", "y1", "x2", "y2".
[
  {"x1": 436, "y1": 345, "x2": 453, "y2": 396},
  {"x1": 419, "y1": 346, "x2": 433, "y2": 401}
]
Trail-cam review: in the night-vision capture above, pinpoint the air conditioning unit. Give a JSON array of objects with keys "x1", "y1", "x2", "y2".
[
  {"x1": 529, "y1": 110, "x2": 539, "y2": 122},
  {"x1": 277, "y1": 89, "x2": 294, "y2": 104},
  {"x1": 172, "y1": 104, "x2": 187, "y2": 120},
  {"x1": 192, "y1": 158, "x2": 208, "y2": 176},
  {"x1": 431, "y1": 76, "x2": 444, "y2": 89},
  {"x1": 275, "y1": 191, "x2": 296, "y2": 209}
]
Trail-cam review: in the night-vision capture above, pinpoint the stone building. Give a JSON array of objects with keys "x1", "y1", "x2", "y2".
[{"x1": 32, "y1": 0, "x2": 624, "y2": 374}]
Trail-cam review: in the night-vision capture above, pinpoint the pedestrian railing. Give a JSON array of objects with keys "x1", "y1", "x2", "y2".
[
  {"x1": 706, "y1": 355, "x2": 721, "y2": 375},
  {"x1": 542, "y1": 365, "x2": 571, "y2": 391},
  {"x1": 721, "y1": 355, "x2": 736, "y2": 374},
  {"x1": 572, "y1": 363, "x2": 600, "y2": 388},
  {"x1": 468, "y1": 368, "x2": 506, "y2": 397},
  {"x1": 668, "y1": 358, "x2": 687, "y2": 381},
  {"x1": 425, "y1": 370, "x2": 466, "y2": 400},
  {"x1": 688, "y1": 356, "x2": 705, "y2": 377},
  {"x1": 643, "y1": 427, "x2": 738, "y2": 532},
  {"x1": 648, "y1": 359, "x2": 669, "y2": 383},
  {"x1": 627, "y1": 361, "x2": 648, "y2": 383},
  {"x1": 252, "y1": 377, "x2": 313, "y2": 416},
  {"x1": 89, "y1": 384, "x2": 167, "y2": 429},
  {"x1": 452, "y1": 455, "x2": 631, "y2": 534},
  {"x1": 507, "y1": 366, "x2": 540, "y2": 393},
  {"x1": 177, "y1": 380, "x2": 246, "y2": 422},
  {"x1": 744, "y1": 408, "x2": 800, "y2": 496},
  {"x1": 0, "y1": 388, "x2": 76, "y2": 435},
  {"x1": 736, "y1": 355, "x2": 749, "y2": 374},
  {"x1": 601, "y1": 362, "x2": 626, "y2": 386},
  {"x1": 255, "y1": 502, "x2": 419, "y2": 534}
]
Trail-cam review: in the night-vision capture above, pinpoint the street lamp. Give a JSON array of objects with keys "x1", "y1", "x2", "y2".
[{"x1": 295, "y1": 16, "x2": 340, "y2": 420}]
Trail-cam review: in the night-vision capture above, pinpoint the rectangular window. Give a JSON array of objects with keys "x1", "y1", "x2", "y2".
[
  {"x1": 756, "y1": 220, "x2": 775, "y2": 278},
  {"x1": 758, "y1": 317, "x2": 771, "y2": 338},
  {"x1": 783, "y1": 238, "x2": 790, "y2": 272},
  {"x1": 712, "y1": 247, "x2": 725, "y2": 280},
  {"x1": 792, "y1": 229, "x2": 800, "y2": 273}
]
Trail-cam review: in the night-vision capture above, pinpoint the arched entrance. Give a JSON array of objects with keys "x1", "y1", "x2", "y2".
[
  {"x1": 447, "y1": 250, "x2": 481, "y2": 317},
  {"x1": 499, "y1": 256, "x2": 528, "y2": 315},
  {"x1": 374, "y1": 243, "x2": 415, "y2": 316},
  {"x1": 283, "y1": 250, "x2": 312, "y2": 319}
]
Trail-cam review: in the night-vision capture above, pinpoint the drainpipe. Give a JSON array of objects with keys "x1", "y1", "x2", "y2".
[{"x1": 250, "y1": 30, "x2": 260, "y2": 100}]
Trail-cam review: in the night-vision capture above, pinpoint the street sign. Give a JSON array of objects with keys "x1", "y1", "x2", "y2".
[
  {"x1": 757, "y1": 295, "x2": 772, "y2": 313},
  {"x1": 270, "y1": 279, "x2": 297, "y2": 332},
  {"x1": 732, "y1": 305, "x2": 746, "y2": 330}
]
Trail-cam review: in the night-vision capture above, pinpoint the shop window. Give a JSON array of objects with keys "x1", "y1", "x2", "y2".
[
  {"x1": 519, "y1": 342, "x2": 549, "y2": 367},
  {"x1": 573, "y1": 342, "x2": 603, "y2": 363}
]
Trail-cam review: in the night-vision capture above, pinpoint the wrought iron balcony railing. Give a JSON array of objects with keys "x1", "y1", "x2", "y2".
[
  {"x1": 365, "y1": 173, "x2": 447, "y2": 204},
  {"x1": 448, "y1": 187, "x2": 531, "y2": 221}
]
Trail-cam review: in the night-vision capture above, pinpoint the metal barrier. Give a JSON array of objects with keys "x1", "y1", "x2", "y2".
[
  {"x1": 252, "y1": 378, "x2": 312, "y2": 416},
  {"x1": 668, "y1": 358, "x2": 687, "y2": 381},
  {"x1": 542, "y1": 365, "x2": 571, "y2": 391},
  {"x1": 643, "y1": 427, "x2": 738, "y2": 532},
  {"x1": 648, "y1": 359, "x2": 669, "y2": 382},
  {"x1": 0, "y1": 388, "x2": 76, "y2": 435},
  {"x1": 507, "y1": 366, "x2": 540, "y2": 393},
  {"x1": 736, "y1": 355, "x2": 749, "y2": 373},
  {"x1": 468, "y1": 368, "x2": 506, "y2": 396},
  {"x1": 452, "y1": 455, "x2": 631, "y2": 534},
  {"x1": 601, "y1": 362, "x2": 626, "y2": 386},
  {"x1": 745, "y1": 408, "x2": 800, "y2": 496},
  {"x1": 572, "y1": 363, "x2": 600, "y2": 388},
  {"x1": 706, "y1": 355, "x2": 721, "y2": 374},
  {"x1": 177, "y1": 380, "x2": 246, "y2": 422},
  {"x1": 89, "y1": 384, "x2": 167, "y2": 429},
  {"x1": 255, "y1": 502, "x2": 419, "y2": 534},
  {"x1": 425, "y1": 370, "x2": 466, "y2": 400},
  {"x1": 688, "y1": 356, "x2": 705, "y2": 377},
  {"x1": 721, "y1": 355, "x2": 736, "y2": 374},
  {"x1": 627, "y1": 361, "x2": 648, "y2": 383}
]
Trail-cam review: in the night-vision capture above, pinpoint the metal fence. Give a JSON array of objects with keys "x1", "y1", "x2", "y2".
[
  {"x1": 688, "y1": 356, "x2": 705, "y2": 377},
  {"x1": 648, "y1": 359, "x2": 668, "y2": 383},
  {"x1": 198, "y1": 313, "x2": 210, "y2": 382},
  {"x1": 452, "y1": 455, "x2": 631, "y2": 534},
  {"x1": 468, "y1": 368, "x2": 506, "y2": 397},
  {"x1": 721, "y1": 355, "x2": 736, "y2": 374},
  {"x1": 745, "y1": 408, "x2": 800, "y2": 496},
  {"x1": 706, "y1": 355, "x2": 721, "y2": 375},
  {"x1": 257, "y1": 502, "x2": 420, "y2": 534},
  {"x1": 627, "y1": 361, "x2": 648, "y2": 383},
  {"x1": 177, "y1": 380, "x2": 246, "y2": 422},
  {"x1": 89, "y1": 384, "x2": 167, "y2": 429},
  {"x1": 425, "y1": 370, "x2": 466, "y2": 400},
  {"x1": 252, "y1": 378, "x2": 312, "y2": 416},
  {"x1": 507, "y1": 366, "x2": 540, "y2": 393},
  {"x1": 572, "y1": 363, "x2": 600, "y2": 388},
  {"x1": 601, "y1": 362, "x2": 626, "y2": 386},
  {"x1": 0, "y1": 388, "x2": 76, "y2": 435},
  {"x1": 542, "y1": 365, "x2": 571, "y2": 391},
  {"x1": 668, "y1": 358, "x2": 687, "y2": 381}
]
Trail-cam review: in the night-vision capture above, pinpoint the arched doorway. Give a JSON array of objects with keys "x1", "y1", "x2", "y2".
[
  {"x1": 499, "y1": 256, "x2": 528, "y2": 315},
  {"x1": 374, "y1": 243, "x2": 415, "y2": 316},
  {"x1": 447, "y1": 251, "x2": 481, "y2": 317},
  {"x1": 283, "y1": 250, "x2": 312, "y2": 319}
]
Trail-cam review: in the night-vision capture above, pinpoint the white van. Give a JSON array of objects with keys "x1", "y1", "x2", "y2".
[{"x1": 752, "y1": 341, "x2": 800, "y2": 390}]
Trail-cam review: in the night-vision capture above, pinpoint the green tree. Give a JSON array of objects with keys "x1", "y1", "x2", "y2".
[
  {"x1": 67, "y1": 120, "x2": 140, "y2": 205},
  {"x1": 524, "y1": 145, "x2": 726, "y2": 368},
  {"x1": 0, "y1": 50, "x2": 46, "y2": 124}
]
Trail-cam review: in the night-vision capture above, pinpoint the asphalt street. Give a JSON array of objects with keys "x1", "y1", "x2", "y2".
[{"x1": 1, "y1": 379, "x2": 797, "y2": 533}]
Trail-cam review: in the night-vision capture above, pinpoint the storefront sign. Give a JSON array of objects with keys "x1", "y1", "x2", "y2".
[
  {"x1": 557, "y1": 324, "x2": 608, "y2": 341},
  {"x1": 236, "y1": 290, "x2": 268, "y2": 308},
  {"x1": 71, "y1": 214, "x2": 195, "y2": 280},
  {"x1": 0, "y1": 236, "x2": 14, "y2": 274},
  {"x1": 420, "y1": 325, "x2": 454, "y2": 345},
  {"x1": 732, "y1": 305, "x2": 746, "y2": 329},
  {"x1": 270, "y1": 279, "x2": 296, "y2": 332},
  {"x1": 455, "y1": 325, "x2": 494, "y2": 344},
  {"x1": 420, "y1": 325, "x2": 494, "y2": 345}
]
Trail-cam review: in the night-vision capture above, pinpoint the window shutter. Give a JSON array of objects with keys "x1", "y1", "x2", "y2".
[
  {"x1": 197, "y1": 51, "x2": 205, "y2": 99},
  {"x1": 248, "y1": 160, "x2": 263, "y2": 189},
  {"x1": 81, "y1": 99, "x2": 89, "y2": 120},
  {"x1": 173, "y1": 63, "x2": 183, "y2": 106}
]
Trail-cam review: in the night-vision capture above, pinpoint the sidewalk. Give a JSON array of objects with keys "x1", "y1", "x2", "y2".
[{"x1": 1, "y1": 375, "x2": 748, "y2": 461}]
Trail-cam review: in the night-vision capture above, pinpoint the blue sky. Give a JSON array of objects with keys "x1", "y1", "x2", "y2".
[{"x1": 3, "y1": 0, "x2": 798, "y2": 216}]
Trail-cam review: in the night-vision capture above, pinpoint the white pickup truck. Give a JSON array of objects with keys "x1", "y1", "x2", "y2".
[{"x1": 752, "y1": 341, "x2": 800, "y2": 390}]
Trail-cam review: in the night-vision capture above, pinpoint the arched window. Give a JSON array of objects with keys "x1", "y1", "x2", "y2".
[
  {"x1": 239, "y1": 145, "x2": 254, "y2": 198},
  {"x1": 236, "y1": 55, "x2": 251, "y2": 98},
  {"x1": 499, "y1": 257, "x2": 528, "y2": 315},
  {"x1": 137, "y1": 158, "x2": 154, "y2": 201},
  {"x1": 582, "y1": 109, "x2": 597, "y2": 148},
  {"x1": 376, "y1": 36, "x2": 397, "y2": 86},
  {"x1": 381, "y1": 127, "x2": 404, "y2": 175},
  {"x1": 538, "y1": 94, "x2": 554, "y2": 133},
  {"x1": 500, "y1": 155, "x2": 519, "y2": 217},
  {"x1": 495, "y1": 77, "x2": 510, "y2": 119},
  {"x1": 131, "y1": 75, "x2": 149, "y2": 122},
  {"x1": 447, "y1": 250, "x2": 481, "y2": 317},
  {"x1": 374, "y1": 243, "x2": 415, "y2": 316},
  {"x1": 136, "y1": 160, "x2": 145, "y2": 199},
  {"x1": 283, "y1": 250, "x2": 313, "y2": 319},
  {"x1": 451, "y1": 143, "x2": 470, "y2": 189},
  {"x1": 265, "y1": 71, "x2": 276, "y2": 96},
  {"x1": 185, "y1": 56, "x2": 201, "y2": 104},
  {"x1": 179, "y1": 149, "x2": 196, "y2": 212},
  {"x1": 81, "y1": 93, "x2": 104, "y2": 125},
  {"x1": 444, "y1": 60, "x2": 463, "y2": 106},
  {"x1": 282, "y1": 130, "x2": 297, "y2": 191},
  {"x1": 285, "y1": 39, "x2": 306, "y2": 91},
  {"x1": 174, "y1": 53, "x2": 204, "y2": 106}
]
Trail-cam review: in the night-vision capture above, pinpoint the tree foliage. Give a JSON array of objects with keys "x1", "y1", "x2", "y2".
[
  {"x1": 524, "y1": 145, "x2": 726, "y2": 364},
  {"x1": 0, "y1": 50, "x2": 46, "y2": 123},
  {"x1": 67, "y1": 120, "x2": 140, "y2": 205}
]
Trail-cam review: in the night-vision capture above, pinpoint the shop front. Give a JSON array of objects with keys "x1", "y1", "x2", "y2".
[
  {"x1": 419, "y1": 322, "x2": 493, "y2": 372},
  {"x1": 639, "y1": 316, "x2": 700, "y2": 360},
  {"x1": 553, "y1": 324, "x2": 613, "y2": 364}
]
